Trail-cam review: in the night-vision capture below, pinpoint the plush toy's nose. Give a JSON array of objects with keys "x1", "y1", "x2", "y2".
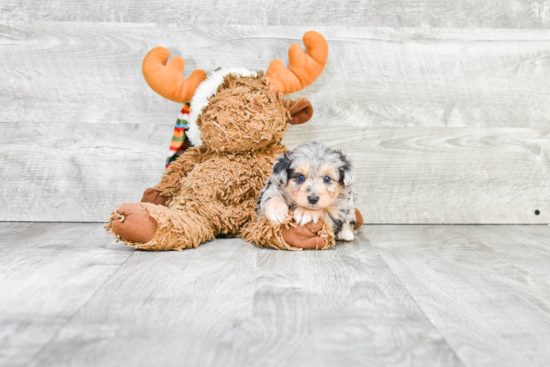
[{"x1": 308, "y1": 195, "x2": 319, "y2": 204}]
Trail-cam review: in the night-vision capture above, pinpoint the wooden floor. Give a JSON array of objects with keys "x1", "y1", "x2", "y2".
[{"x1": 1, "y1": 223, "x2": 549, "y2": 367}]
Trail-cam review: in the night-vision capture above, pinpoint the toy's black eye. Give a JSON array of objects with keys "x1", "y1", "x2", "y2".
[
  {"x1": 323, "y1": 176, "x2": 331, "y2": 183},
  {"x1": 298, "y1": 175, "x2": 305, "y2": 182}
]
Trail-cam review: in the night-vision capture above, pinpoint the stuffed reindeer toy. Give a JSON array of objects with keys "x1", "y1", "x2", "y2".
[{"x1": 105, "y1": 31, "x2": 363, "y2": 251}]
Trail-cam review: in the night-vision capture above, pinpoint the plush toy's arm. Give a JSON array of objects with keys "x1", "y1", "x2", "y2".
[{"x1": 147, "y1": 146, "x2": 214, "y2": 204}]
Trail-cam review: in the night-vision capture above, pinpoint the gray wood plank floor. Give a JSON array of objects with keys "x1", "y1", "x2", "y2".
[{"x1": 2, "y1": 223, "x2": 550, "y2": 367}]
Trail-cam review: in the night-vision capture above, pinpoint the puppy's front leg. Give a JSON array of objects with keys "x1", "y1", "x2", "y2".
[
  {"x1": 263, "y1": 197, "x2": 289, "y2": 224},
  {"x1": 336, "y1": 222, "x2": 355, "y2": 241},
  {"x1": 294, "y1": 207, "x2": 323, "y2": 226}
]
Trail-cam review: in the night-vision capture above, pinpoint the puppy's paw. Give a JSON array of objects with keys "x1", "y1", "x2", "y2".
[
  {"x1": 337, "y1": 228, "x2": 355, "y2": 241},
  {"x1": 264, "y1": 197, "x2": 289, "y2": 224},
  {"x1": 294, "y1": 207, "x2": 322, "y2": 226}
]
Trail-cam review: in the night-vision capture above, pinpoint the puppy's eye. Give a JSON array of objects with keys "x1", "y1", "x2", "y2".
[
  {"x1": 323, "y1": 176, "x2": 331, "y2": 183},
  {"x1": 297, "y1": 175, "x2": 305, "y2": 182}
]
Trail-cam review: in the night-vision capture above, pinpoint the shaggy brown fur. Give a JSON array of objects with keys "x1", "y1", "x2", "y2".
[
  {"x1": 105, "y1": 73, "x2": 335, "y2": 250},
  {"x1": 241, "y1": 210, "x2": 335, "y2": 251}
]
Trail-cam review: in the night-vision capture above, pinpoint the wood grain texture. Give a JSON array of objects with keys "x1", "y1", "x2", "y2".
[
  {"x1": 0, "y1": 122, "x2": 170, "y2": 221},
  {"x1": 286, "y1": 126, "x2": 550, "y2": 224},
  {"x1": 444, "y1": 225, "x2": 550, "y2": 284},
  {"x1": 1, "y1": 22, "x2": 550, "y2": 223},
  {"x1": 2, "y1": 0, "x2": 550, "y2": 28},
  {"x1": 0, "y1": 223, "x2": 134, "y2": 367},
  {"x1": 2, "y1": 23, "x2": 550, "y2": 128},
  {"x1": 29, "y1": 238, "x2": 258, "y2": 367},
  {"x1": 2, "y1": 123, "x2": 548, "y2": 223},
  {"x1": 247, "y1": 230, "x2": 462, "y2": 367},
  {"x1": 5, "y1": 224, "x2": 550, "y2": 366},
  {"x1": 26, "y1": 231, "x2": 462, "y2": 367},
  {"x1": 369, "y1": 225, "x2": 550, "y2": 367}
]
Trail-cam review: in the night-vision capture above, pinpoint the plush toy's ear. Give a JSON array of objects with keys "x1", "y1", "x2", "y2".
[
  {"x1": 272, "y1": 152, "x2": 294, "y2": 185},
  {"x1": 289, "y1": 99, "x2": 313, "y2": 125},
  {"x1": 337, "y1": 150, "x2": 355, "y2": 187}
]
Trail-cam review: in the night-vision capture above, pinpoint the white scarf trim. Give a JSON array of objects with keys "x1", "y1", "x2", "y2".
[{"x1": 187, "y1": 67, "x2": 257, "y2": 147}]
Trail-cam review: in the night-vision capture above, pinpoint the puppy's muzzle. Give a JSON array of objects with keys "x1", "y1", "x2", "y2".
[{"x1": 307, "y1": 195, "x2": 319, "y2": 205}]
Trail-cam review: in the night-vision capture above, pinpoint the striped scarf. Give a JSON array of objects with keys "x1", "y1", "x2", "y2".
[
  {"x1": 166, "y1": 68, "x2": 226, "y2": 168},
  {"x1": 165, "y1": 103, "x2": 191, "y2": 168}
]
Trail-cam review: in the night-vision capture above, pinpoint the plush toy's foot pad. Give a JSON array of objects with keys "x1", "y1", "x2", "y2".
[
  {"x1": 241, "y1": 214, "x2": 334, "y2": 251},
  {"x1": 282, "y1": 221, "x2": 327, "y2": 250},
  {"x1": 112, "y1": 203, "x2": 157, "y2": 243},
  {"x1": 141, "y1": 188, "x2": 169, "y2": 206}
]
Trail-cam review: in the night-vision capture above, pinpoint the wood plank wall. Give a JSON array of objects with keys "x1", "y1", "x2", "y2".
[{"x1": 1, "y1": 2, "x2": 549, "y2": 223}]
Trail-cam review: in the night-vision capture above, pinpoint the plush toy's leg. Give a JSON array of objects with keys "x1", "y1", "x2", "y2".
[
  {"x1": 354, "y1": 208, "x2": 364, "y2": 229},
  {"x1": 141, "y1": 188, "x2": 169, "y2": 206},
  {"x1": 108, "y1": 203, "x2": 158, "y2": 243},
  {"x1": 242, "y1": 211, "x2": 335, "y2": 251},
  {"x1": 105, "y1": 202, "x2": 214, "y2": 251}
]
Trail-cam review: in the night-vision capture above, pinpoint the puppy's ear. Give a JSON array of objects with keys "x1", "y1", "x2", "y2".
[
  {"x1": 288, "y1": 98, "x2": 313, "y2": 125},
  {"x1": 272, "y1": 151, "x2": 293, "y2": 185},
  {"x1": 337, "y1": 151, "x2": 355, "y2": 187}
]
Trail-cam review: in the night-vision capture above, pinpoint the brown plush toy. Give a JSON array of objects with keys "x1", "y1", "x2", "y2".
[{"x1": 105, "y1": 31, "x2": 363, "y2": 251}]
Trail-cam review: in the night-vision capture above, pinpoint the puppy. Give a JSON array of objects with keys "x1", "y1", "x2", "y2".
[{"x1": 257, "y1": 142, "x2": 358, "y2": 241}]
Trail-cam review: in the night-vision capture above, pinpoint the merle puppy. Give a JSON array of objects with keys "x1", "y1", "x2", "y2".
[{"x1": 257, "y1": 142, "x2": 357, "y2": 241}]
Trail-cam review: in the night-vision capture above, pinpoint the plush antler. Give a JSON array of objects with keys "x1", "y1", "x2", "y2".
[
  {"x1": 265, "y1": 31, "x2": 328, "y2": 95},
  {"x1": 142, "y1": 47, "x2": 207, "y2": 103}
]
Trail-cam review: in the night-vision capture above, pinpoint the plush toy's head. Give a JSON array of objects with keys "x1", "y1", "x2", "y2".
[{"x1": 142, "y1": 31, "x2": 328, "y2": 154}]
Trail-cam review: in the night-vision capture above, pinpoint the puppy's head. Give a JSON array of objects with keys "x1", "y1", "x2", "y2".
[{"x1": 272, "y1": 142, "x2": 354, "y2": 210}]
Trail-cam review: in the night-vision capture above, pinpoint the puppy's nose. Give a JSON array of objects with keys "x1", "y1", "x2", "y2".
[{"x1": 307, "y1": 195, "x2": 319, "y2": 205}]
